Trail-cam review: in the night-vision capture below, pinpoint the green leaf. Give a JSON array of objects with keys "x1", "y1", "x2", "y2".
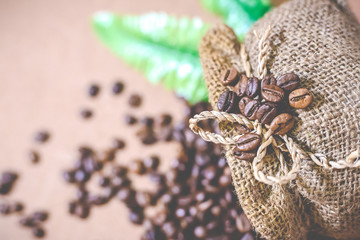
[
  {"x1": 200, "y1": 0, "x2": 272, "y2": 41},
  {"x1": 92, "y1": 12, "x2": 209, "y2": 104}
]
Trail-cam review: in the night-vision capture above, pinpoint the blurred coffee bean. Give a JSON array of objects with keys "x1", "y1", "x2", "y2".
[
  {"x1": 157, "y1": 114, "x2": 172, "y2": 126},
  {"x1": 143, "y1": 155, "x2": 160, "y2": 171},
  {"x1": 75, "y1": 204, "x2": 90, "y2": 219},
  {"x1": 128, "y1": 94, "x2": 142, "y2": 107},
  {"x1": 68, "y1": 201, "x2": 77, "y2": 214},
  {"x1": 62, "y1": 170, "x2": 76, "y2": 183},
  {"x1": 194, "y1": 226, "x2": 207, "y2": 238},
  {"x1": 175, "y1": 208, "x2": 186, "y2": 218},
  {"x1": 129, "y1": 210, "x2": 144, "y2": 225},
  {"x1": 112, "y1": 81, "x2": 124, "y2": 95},
  {"x1": 112, "y1": 139, "x2": 126, "y2": 150},
  {"x1": 32, "y1": 226, "x2": 45, "y2": 238},
  {"x1": 0, "y1": 203, "x2": 10, "y2": 215},
  {"x1": 112, "y1": 176, "x2": 131, "y2": 188},
  {"x1": 136, "y1": 192, "x2": 153, "y2": 207},
  {"x1": 98, "y1": 150, "x2": 115, "y2": 162},
  {"x1": 141, "y1": 117, "x2": 154, "y2": 127},
  {"x1": 112, "y1": 166, "x2": 128, "y2": 177},
  {"x1": 202, "y1": 166, "x2": 217, "y2": 180},
  {"x1": 219, "y1": 174, "x2": 231, "y2": 187},
  {"x1": 74, "y1": 169, "x2": 90, "y2": 183},
  {"x1": 129, "y1": 160, "x2": 146, "y2": 175},
  {"x1": 86, "y1": 194, "x2": 107, "y2": 206},
  {"x1": 98, "y1": 176, "x2": 110, "y2": 187},
  {"x1": 88, "y1": 84, "x2": 100, "y2": 97},
  {"x1": 32, "y1": 211, "x2": 49, "y2": 222},
  {"x1": 76, "y1": 188, "x2": 88, "y2": 202},
  {"x1": 162, "y1": 222, "x2": 177, "y2": 238},
  {"x1": 125, "y1": 114, "x2": 138, "y2": 125},
  {"x1": 211, "y1": 206, "x2": 221, "y2": 217},
  {"x1": 80, "y1": 108, "x2": 93, "y2": 119},
  {"x1": 117, "y1": 188, "x2": 135, "y2": 203},
  {"x1": 236, "y1": 213, "x2": 251, "y2": 233},
  {"x1": 34, "y1": 131, "x2": 50, "y2": 143},
  {"x1": 29, "y1": 150, "x2": 40, "y2": 164},
  {"x1": 12, "y1": 202, "x2": 24, "y2": 212},
  {"x1": 83, "y1": 156, "x2": 103, "y2": 172},
  {"x1": 19, "y1": 216, "x2": 34, "y2": 227}
]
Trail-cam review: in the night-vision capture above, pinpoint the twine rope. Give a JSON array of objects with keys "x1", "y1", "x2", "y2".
[{"x1": 189, "y1": 25, "x2": 360, "y2": 185}]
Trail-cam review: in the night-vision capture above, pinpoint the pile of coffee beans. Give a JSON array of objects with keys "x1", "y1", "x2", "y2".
[
  {"x1": 218, "y1": 67, "x2": 312, "y2": 161},
  {"x1": 0, "y1": 171, "x2": 18, "y2": 195}
]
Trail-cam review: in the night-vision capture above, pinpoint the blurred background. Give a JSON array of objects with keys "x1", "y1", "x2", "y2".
[{"x1": 0, "y1": 0, "x2": 359, "y2": 239}]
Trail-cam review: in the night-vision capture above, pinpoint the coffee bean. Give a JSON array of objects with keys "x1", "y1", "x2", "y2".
[
  {"x1": 246, "y1": 77, "x2": 260, "y2": 98},
  {"x1": 255, "y1": 102, "x2": 277, "y2": 124},
  {"x1": 117, "y1": 188, "x2": 135, "y2": 203},
  {"x1": 32, "y1": 226, "x2": 45, "y2": 238},
  {"x1": 76, "y1": 188, "x2": 88, "y2": 202},
  {"x1": 12, "y1": 202, "x2": 24, "y2": 212},
  {"x1": 32, "y1": 210, "x2": 49, "y2": 222},
  {"x1": 88, "y1": 84, "x2": 100, "y2": 97},
  {"x1": 261, "y1": 75, "x2": 276, "y2": 88},
  {"x1": 129, "y1": 94, "x2": 142, "y2": 107},
  {"x1": 234, "y1": 123, "x2": 250, "y2": 134},
  {"x1": 217, "y1": 90, "x2": 239, "y2": 113},
  {"x1": 80, "y1": 108, "x2": 93, "y2": 119},
  {"x1": 112, "y1": 138, "x2": 126, "y2": 150},
  {"x1": 236, "y1": 133, "x2": 261, "y2": 151},
  {"x1": 68, "y1": 201, "x2": 77, "y2": 214},
  {"x1": 211, "y1": 205, "x2": 222, "y2": 217},
  {"x1": 112, "y1": 176, "x2": 131, "y2": 188},
  {"x1": 2, "y1": 171, "x2": 18, "y2": 184},
  {"x1": 98, "y1": 176, "x2": 111, "y2": 187},
  {"x1": 141, "y1": 117, "x2": 154, "y2": 127},
  {"x1": 219, "y1": 174, "x2": 231, "y2": 187},
  {"x1": 83, "y1": 156, "x2": 103, "y2": 172},
  {"x1": 270, "y1": 113, "x2": 295, "y2": 135},
  {"x1": 62, "y1": 170, "x2": 76, "y2": 183},
  {"x1": 289, "y1": 88, "x2": 312, "y2": 109},
  {"x1": 78, "y1": 146, "x2": 93, "y2": 159},
  {"x1": 34, "y1": 131, "x2": 50, "y2": 143},
  {"x1": 19, "y1": 216, "x2": 34, "y2": 227},
  {"x1": 162, "y1": 222, "x2": 176, "y2": 238},
  {"x1": 241, "y1": 233, "x2": 255, "y2": 240},
  {"x1": 233, "y1": 150, "x2": 256, "y2": 161},
  {"x1": 112, "y1": 81, "x2": 124, "y2": 95},
  {"x1": 238, "y1": 96, "x2": 252, "y2": 116},
  {"x1": 244, "y1": 99, "x2": 261, "y2": 120},
  {"x1": 0, "y1": 183, "x2": 11, "y2": 195},
  {"x1": 234, "y1": 74, "x2": 248, "y2": 97},
  {"x1": 98, "y1": 150, "x2": 115, "y2": 162},
  {"x1": 136, "y1": 192, "x2": 153, "y2": 207},
  {"x1": 129, "y1": 160, "x2": 146, "y2": 175},
  {"x1": 220, "y1": 67, "x2": 239, "y2": 86},
  {"x1": 125, "y1": 114, "x2": 138, "y2": 125},
  {"x1": 86, "y1": 194, "x2": 107, "y2": 206},
  {"x1": 75, "y1": 204, "x2": 90, "y2": 219},
  {"x1": 74, "y1": 169, "x2": 90, "y2": 183},
  {"x1": 158, "y1": 114, "x2": 172, "y2": 126},
  {"x1": 202, "y1": 166, "x2": 217, "y2": 180},
  {"x1": 144, "y1": 155, "x2": 160, "y2": 171},
  {"x1": 194, "y1": 226, "x2": 206, "y2": 238},
  {"x1": 277, "y1": 73, "x2": 300, "y2": 91},
  {"x1": 175, "y1": 208, "x2": 186, "y2": 218},
  {"x1": 261, "y1": 84, "x2": 284, "y2": 103},
  {"x1": 29, "y1": 150, "x2": 40, "y2": 164},
  {"x1": 112, "y1": 166, "x2": 128, "y2": 177},
  {"x1": 129, "y1": 211, "x2": 144, "y2": 225},
  {"x1": 236, "y1": 213, "x2": 251, "y2": 233},
  {"x1": 0, "y1": 203, "x2": 10, "y2": 215}
]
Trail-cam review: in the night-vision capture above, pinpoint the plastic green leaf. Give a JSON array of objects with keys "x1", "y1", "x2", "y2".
[
  {"x1": 200, "y1": 0, "x2": 272, "y2": 41},
  {"x1": 92, "y1": 12, "x2": 209, "y2": 104}
]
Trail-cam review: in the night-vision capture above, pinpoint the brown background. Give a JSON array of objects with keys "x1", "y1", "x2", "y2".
[{"x1": 0, "y1": 0, "x2": 358, "y2": 239}]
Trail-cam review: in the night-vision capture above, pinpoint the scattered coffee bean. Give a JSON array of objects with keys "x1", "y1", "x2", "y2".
[
  {"x1": 233, "y1": 150, "x2": 256, "y2": 161},
  {"x1": 128, "y1": 94, "x2": 142, "y2": 107},
  {"x1": 80, "y1": 108, "x2": 93, "y2": 119},
  {"x1": 220, "y1": 67, "x2": 240, "y2": 86},
  {"x1": 112, "y1": 166, "x2": 128, "y2": 177},
  {"x1": 143, "y1": 155, "x2": 160, "y2": 171},
  {"x1": 236, "y1": 133, "x2": 261, "y2": 152},
  {"x1": 32, "y1": 226, "x2": 45, "y2": 238},
  {"x1": 129, "y1": 210, "x2": 144, "y2": 225},
  {"x1": 75, "y1": 204, "x2": 90, "y2": 219},
  {"x1": 34, "y1": 131, "x2": 50, "y2": 143},
  {"x1": 261, "y1": 75, "x2": 276, "y2": 88},
  {"x1": 32, "y1": 211, "x2": 49, "y2": 222},
  {"x1": 19, "y1": 216, "x2": 34, "y2": 227},
  {"x1": 255, "y1": 102, "x2": 277, "y2": 124},
  {"x1": 68, "y1": 201, "x2": 77, "y2": 214},
  {"x1": 29, "y1": 150, "x2": 40, "y2": 164},
  {"x1": 0, "y1": 171, "x2": 18, "y2": 195},
  {"x1": 112, "y1": 139, "x2": 126, "y2": 150},
  {"x1": 217, "y1": 90, "x2": 239, "y2": 113},
  {"x1": 246, "y1": 77, "x2": 260, "y2": 98},
  {"x1": 74, "y1": 169, "x2": 90, "y2": 183},
  {"x1": 270, "y1": 113, "x2": 295, "y2": 135},
  {"x1": 234, "y1": 74, "x2": 248, "y2": 97},
  {"x1": 261, "y1": 84, "x2": 284, "y2": 103},
  {"x1": 289, "y1": 88, "x2": 312, "y2": 109},
  {"x1": 236, "y1": 213, "x2": 251, "y2": 233},
  {"x1": 238, "y1": 96, "x2": 252, "y2": 115},
  {"x1": 125, "y1": 114, "x2": 137, "y2": 125},
  {"x1": 277, "y1": 73, "x2": 300, "y2": 91},
  {"x1": 62, "y1": 170, "x2": 76, "y2": 183},
  {"x1": 88, "y1": 84, "x2": 100, "y2": 97},
  {"x1": 129, "y1": 160, "x2": 146, "y2": 175},
  {"x1": 157, "y1": 114, "x2": 172, "y2": 126},
  {"x1": 0, "y1": 203, "x2": 10, "y2": 215},
  {"x1": 98, "y1": 176, "x2": 111, "y2": 187},
  {"x1": 194, "y1": 226, "x2": 207, "y2": 238},
  {"x1": 12, "y1": 202, "x2": 24, "y2": 212},
  {"x1": 141, "y1": 117, "x2": 154, "y2": 127},
  {"x1": 112, "y1": 81, "x2": 124, "y2": 95},
  {"x1": 244, "y1": 99, "x2": 261, "y2": 120},
  {"x1": 112, "y1": 176, "x2": 130, "y2": 188}
]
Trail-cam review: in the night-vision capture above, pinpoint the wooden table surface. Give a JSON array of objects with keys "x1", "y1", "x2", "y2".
[{"x1": 0, "y1": 0, "x2": 358, "y2": 239}]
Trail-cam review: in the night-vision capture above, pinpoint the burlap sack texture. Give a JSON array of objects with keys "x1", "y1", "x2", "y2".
[{"x1": 199, "y1": 0, "x2": 360, "y2": 239}]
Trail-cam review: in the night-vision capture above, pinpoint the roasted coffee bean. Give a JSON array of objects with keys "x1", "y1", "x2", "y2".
[
  {"x1": 217, "y1": 90, "x2": 239, "y2": 113},
  {"x1": 0, "y1": 203, "x2": 10, "y2": 215},
  {"x1": 241, "y1": 233, "x2": 255, "y2": 240},
  {"x1": 233, "y1": 150, "x2": 256, "y2": 161},
  {"x1": 175, "y1": 208, "x2": 186, "y2": 218},
  {"x1": 112, "y1": 166, "x2": 128, "y2": 177},
  {"x1": 129, "y1": 210, "x2": 144, "y2": 225},
  {"x1": 162, "y1": 222, "x2": 177, "y2": 238},
  {"x1": 62, "y1": 170, "x2": 76, "y2": 183},
  {"x1": 112, "y1": 138, "x2": 126, "y2": 150},
  {"x1": 238, "y1": 96, "x2": 252, "y2": 115},
  {"x1": 261, "y1": 84, "x2": 284, "y2": 103},
  {"x1": 220, "y1": 67, "x2": 239, "y2": 86},
  {"x1": 34, "y1": 131, "x2": 50, "y2": 143},
  {"x1": 83, "y1": 156, "x2": 103, "y2": 172},
  {"x1": 234, "y1": 123, "x2": 250, "y2": 134},
  {"x1": 194, "y1": 226, "x2": 206, "y2": 238},
  {"x1": 112, "y1": 176, "x2": 131, "y2": 188},
  {"x1": 270, "y1": 113, "x2": 295, "y2": 135},
  {"x1": 158, "y1": 114, "x2": 172, "y2": 126},
  {"x1": 129, "y1": 160, "x2": 146, "y2": 175},
  {"x1": 234, "y1": 74, "x2": 248, "y2": 97},
  {"x1": 74, "y1": 169, "x2": 90, "y2": 183},
  {"x1": 98, "y1": 150, "x2": 115, "y2": 162},
  {"x1": 68, "y1": 201, "x2": 77, "y2": 214},
  {"x1": 32, "y1": 226, "x2": 45, "y2": 238},
  {"x1": 117, "y1": 188, "x2": 135, "y2": 203},
  {"x1": 125, "y1": 114, "x2": 137, "y2": 125},
  {"x1": 19, "y1": 216, "x2": 34, "y2": 227},
  {"x1": 202, "y1": 166, "x2": 217, "y2": 180},
  {"x1": 86, "y1": 194, "x2": 107, "y2": 206},
  {"x1": 236, "y1": 133, "x2": 261, "y2": 151},
  {"x1": 244, "y1": 99, "x2": 261, "y2": 120},
  {"x1": 138, "y1": 128, "x2": 157, "y2": 145},
  {"x1": 261, "y1": 75, "x2": 276, "y2": 88},
  {"x1": 12, "y1": 202, "x2": 24, "y2": 212},
  {"x1": 0, "y1": 183, "x2": 11, "y2": 195},
  {"x1": 75, "y1": 204, "x2": 90, "y2": 219},
  {"x1": 277, "y1": 73, "x2": 300, "y2": 91},
  {"x1": 88, "y1": 84, "x2": 100, "y2": 97},
  {"x1": 236, "y1": 213, "x2": 251, "y2": 233},
  {"x1": 246, "y1": 77, "x2": 260, "y2": 98},
  {"x1": 141, "y1": 117, "x2": 154, "y2": 127},
  {"x1": 219, "y1": 174, "x2": 231, "y2": 187},
  {"x1": 289, "y1": 88, "x2": 312, "y2": 109},
  {"x1": 143, "y1": 155, "x2": 160, "y2": 171},
  {"x1": 136, "y1": 192, "x2": 153, "y2": 207},
  {"x1": 80, "y1": 108, "x2": 93, "y2": 119},
  {"x1": 29, "y1": 150, "x2": 40, "y2": 164},
  {"x1": 128, "y1": 94, "x2": 142, "y2": 107},
  {"x1": 2, "y1": 171, "x2": 18, "y2": 184},
  {"x1": 32, "y1": 210, "x2": 49, "y2": 222},
  {"x1": 78, "y1": 146, "x2": 93, "y2": 159},
  {"x1": 255, "y1": 102, "x2": 277, "y2": 124},
  {"x1": 98, "y1": 176, "x2": 111, "y2": 187},
  {"x1": 112, "y1": 81, "x2": 124, "y2": 95}
]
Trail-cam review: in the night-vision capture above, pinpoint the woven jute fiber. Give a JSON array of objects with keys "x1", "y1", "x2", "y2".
[{"x1": 198, "y1": 0, "x2": 360, "y2": 239}]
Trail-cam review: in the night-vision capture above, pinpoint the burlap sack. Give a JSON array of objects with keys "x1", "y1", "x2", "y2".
[{"x1": 193, "y1": 0, "x2": 360, "y2": 239}]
